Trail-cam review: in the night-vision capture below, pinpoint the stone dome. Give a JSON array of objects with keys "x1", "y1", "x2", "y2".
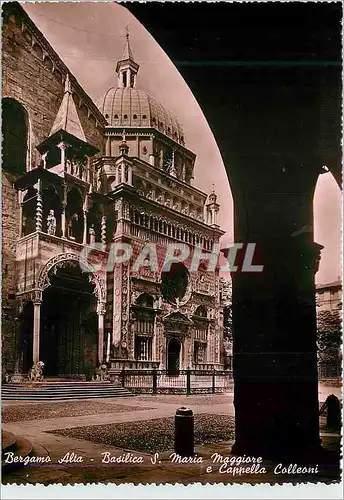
[{"x1": 101, "y1": 87, "x2": 185, "y2": 146}]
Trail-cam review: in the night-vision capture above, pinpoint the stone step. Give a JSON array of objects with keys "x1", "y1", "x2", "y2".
[
  {"x1": 2, "y1": 435, "x2": 33, "y2": 469},
  {"x1": 2, "y1": 430, "x2": 16, "y2": 451},
  {"x1": 2, "y1": 385, "x2": 133, "y2": 400},
  {"x1": 3, "y1": 382, "x2": 120, "y2": 389}
]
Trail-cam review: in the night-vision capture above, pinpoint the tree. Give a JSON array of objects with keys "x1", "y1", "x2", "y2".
[
  {"x1": 316, "y1": 309, "x2": 342, "y2": 364},
  {"x1": 220, "y1": 277, "x2": 233, "y2": 369}
]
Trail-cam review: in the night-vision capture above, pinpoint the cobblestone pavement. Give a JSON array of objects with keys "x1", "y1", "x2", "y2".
[{"x1": 2, "y1": 391, "x2": 341, "y2": 486}]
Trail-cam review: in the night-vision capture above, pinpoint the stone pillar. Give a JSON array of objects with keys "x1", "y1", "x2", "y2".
[
  {"x1": 35, "y1": 179, "x2": 43, "y2": 232},
  {"x1": 82, "y1": 209, "x2": 88, "y2": 245},
  {"x1": 115, "y1": 165, "x2": 120, "y2": 186},
  {"x1": 101, "y1": 215, "x2": 107, "y2": 246},
  {"x1": 33, "y1": 298, "x2": 42, "y2": 364},
  {"x1": 121, "y1": 163, "x2": 126, "y2": 183},
  {"x1": 231, "y1": 161, "x2": 321, "y2": 460},
  {"x1": 105, "y1": 137, "x2": 111, "y2": 156},
  {"x1": 97, "y1": 302, "x2": 106, "y2": 364},
  {"x1": 61, "y1": 183, "x2": 67, "y2": 238},
  {"x1": 18, "y1": 191, "x2": 24, "y2": 237},
  {"x1": 128, "y1": 165, "x2": 133, "y2": 186},
  {"x1": 58, "y1": 141, "x2": 68, "y2": 171}
]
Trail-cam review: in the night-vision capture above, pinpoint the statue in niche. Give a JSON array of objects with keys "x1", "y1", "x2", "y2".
[
  {"x1": 89, "y1": 226, "x2": 96, "y2": 244},
  {"x1": 68, "y1": 213, "x2": 78, "y2": 239},
  {"x1": 46, "y1": 209, "x2": 56, "y2": 236}
]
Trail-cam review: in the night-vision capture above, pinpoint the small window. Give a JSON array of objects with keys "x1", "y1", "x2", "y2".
[
  {"x1": 114, "y1": 114, "x2": 119, "y2": 119},
  {"x1": 133, "y1": 114, "x2": 138, "y2": 119},
  {"x1": 105, "y1": 113, "x2": 109, "y2": 119},
  {"x1": 167, "y1": 127, "x2": 171, "y2": 133},
  {"x1": 142, "y1": 114, "x2": 147, "y2": 119},
  {"x1": 159, "y1": 122, "x2": 163, "y2": 128},
  {"x1": 124, "y1": 114, "x2": 128, "y2": 119},
  {"x1": 152, "y1": 117, "x2": 156, "y2": 123}
]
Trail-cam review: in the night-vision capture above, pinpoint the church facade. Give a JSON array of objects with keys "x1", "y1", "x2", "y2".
[{"x1": 2, "y1": 3, "x2": 225, "y2": 381}]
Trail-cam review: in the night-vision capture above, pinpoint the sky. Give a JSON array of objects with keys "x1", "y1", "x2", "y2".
[{"x1": 23, "y1": 2, "x2": 341, "y2": 285}]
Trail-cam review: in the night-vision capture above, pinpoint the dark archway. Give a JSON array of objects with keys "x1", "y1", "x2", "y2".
[
  {"x1": 66, "y1": 187, "x2": 84, "y2": 243},
  {"x1": 161, "y1": 262, "x2": 189, "y2": 304},
  {"x1": 127, "y1": 3, "x2": 341, "y2": 460},
  {"x1": 40, "y1": 263, "x2": 97, "y2": 377},
  {"x1": 18, "y1": 301, "x2": 34, "y2": 373},
  {"x1": 167, "y1": 337, "x2": 180, "y2": 374},
  {"x1": 2, "y1": 97, "x2": 29, "y2": 175}
]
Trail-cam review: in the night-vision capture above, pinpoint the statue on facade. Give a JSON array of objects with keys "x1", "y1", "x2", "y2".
[
  {"x1": 68, "y1": 213, "x2": 78, "y2": 239},
  {"x1": 28, "y1": 361, "x2": 45, "y2": 382},
  {"x1": 94, "y1": 363, "x2": 108, "y2": 381},
  {"x1": 46, "y1": 210, "x2": 56, "y2": 235},
  {"x1": 89, "y1": 226, "x2": 96, "y2": 244}
]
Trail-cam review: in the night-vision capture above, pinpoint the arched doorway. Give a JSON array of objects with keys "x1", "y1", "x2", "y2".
[
  {"x1": 2, "y1": 97, "x2": 29, "y2": 175},
  {"x1": 40, "y1": 262, "x2": 98, "y2": 377},
  {"x1": 167, "y1": 337, "x2": 181, "y2": 374},
  {"x1": 17, "y1": 301, "x2": 34, "y2": 373}
]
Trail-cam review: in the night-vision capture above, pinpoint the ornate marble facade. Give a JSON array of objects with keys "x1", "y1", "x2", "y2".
[{"x1": 2, "y1": 6, "x2": 225, "y2": 378}]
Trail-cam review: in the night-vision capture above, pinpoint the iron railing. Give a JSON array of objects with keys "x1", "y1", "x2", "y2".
[{"x1": 119, "y1": 368, "x2": 233, "y2": 394}]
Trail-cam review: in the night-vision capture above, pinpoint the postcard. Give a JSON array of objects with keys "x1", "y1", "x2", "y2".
[{"x1": 1, "y1": 1, "x2": 342, "y2": 498}]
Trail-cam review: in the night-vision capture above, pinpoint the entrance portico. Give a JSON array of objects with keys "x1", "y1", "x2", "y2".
[{"x1": 17, "y1": 253, "x2": 106, "y2": 377}]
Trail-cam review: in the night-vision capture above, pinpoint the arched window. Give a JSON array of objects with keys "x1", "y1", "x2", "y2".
[
  {"x1": 136, "y1": 293, "x2": 154, "y2": 309},
  {"x1": 161, "y1": 262, "x2": 189, "y2": 304},
  {"x1": 134, "y1": 293, "x2": 155, "y2": 361},
  {"x1": 2, "y1": 98, "x2": 29, "y2": 175},
  {"x1": 195, "y1": 306, "x2": 207, "y2": 318},
  {"x1": 194, "y1": 306, "x2": 208, "y2": 364}
]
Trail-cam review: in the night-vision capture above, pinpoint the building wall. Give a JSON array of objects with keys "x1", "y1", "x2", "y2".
[{"x1": 1, "y1": 4, "x2": 105, "y2": 373}]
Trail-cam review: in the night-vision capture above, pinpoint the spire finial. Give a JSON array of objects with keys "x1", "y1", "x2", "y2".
[
  {"x1": 64, "y1": 73, "x2": 72, "y2": 94},
  {"x1": 116, "y1": 27, "x2": 140, "y2": 87}
]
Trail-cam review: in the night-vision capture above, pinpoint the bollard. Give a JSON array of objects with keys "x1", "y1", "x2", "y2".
[
  {"x1": 212, "y1": 369, "x2": 216, "y2": 394},
  {"x1": 186, "y1": 368, "x2": 191, "y2": 395},
  {"x1": 174, "y1": 407, "x2": 194, "y2": 457},
  {"x1": 152, "y1": 368, "x2": 157, "y2": 394},
  {"x1": 326, "y1": 394, "x2": 341, "y2": 430}
]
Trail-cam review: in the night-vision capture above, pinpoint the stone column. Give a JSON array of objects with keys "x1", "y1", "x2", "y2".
[
  {"x1": 82, "y1": 209, "x2": 88, "y2": 245},
  {"x1": 58, "y1": 141, "x2": 68, "y2": 171},
  {"x1": 18, "y1": 191, "x2": 24, "y2": 237},
  {"x1": 105, "y1": 137, "x2": 111, "y2": 156},
  {"x1": 128, "y1": 165, "x2": 133, "y2": 186},
  {"x1": 231, "y1": 160, "x2": 322, "y2": 460},
  {"x1": 33, "y1": 296, "x2": 42, "y2": 364},
  {"x1": 97, "y1": 302, "x2": 106, "y2": 364},
  {"x1": 121, "y1": 163, "x2": 126, "y2": 183},
  {"x1": 101, "y1": 215, "x2": 107, "y2": 247},
  {"x1": 61, "y1": 183, "x2": 67, "y2": 238},
  {"x1": 115, "y1": 165, "x2": 120, "y2": 186},
  {"x1": 35, "y1": 179, "x2": 43, "y2": 232}
]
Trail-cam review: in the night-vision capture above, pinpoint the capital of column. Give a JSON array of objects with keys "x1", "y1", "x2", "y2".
[
  {"x1": 57, "y1": 141, "x2": 70, "y2": 151},
  {"x1": 97, "y1": 302, "x2": 106, "y2": 315},
  {"x1": 31, "y1": 289, "x2": 43, "y2": 304}
]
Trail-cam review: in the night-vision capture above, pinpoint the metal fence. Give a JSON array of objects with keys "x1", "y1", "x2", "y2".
[
  {"x1": 318, "y1": 363, "x2": 341, "y2": 380},
  {"x1": 120, "y1": 368, "x2": 234, "y2": 394}
]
